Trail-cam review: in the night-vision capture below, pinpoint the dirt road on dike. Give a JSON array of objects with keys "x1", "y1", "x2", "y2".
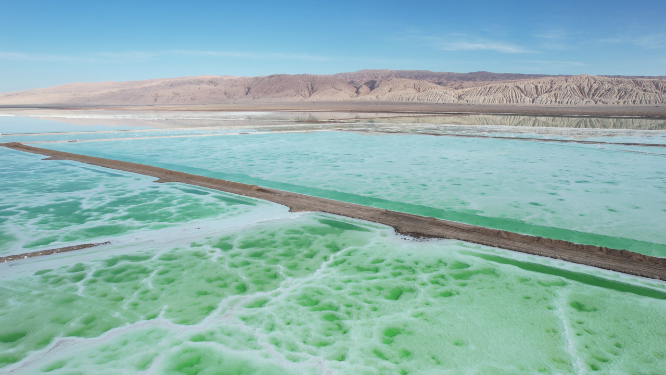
[{"x1": 3, "y1": 141, "x2": 665, "y2": 281}]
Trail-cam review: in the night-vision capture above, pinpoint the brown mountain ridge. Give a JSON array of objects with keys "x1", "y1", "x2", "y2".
[{"x1": 1, "y1": 70, "x2": 665, "y2": 106}]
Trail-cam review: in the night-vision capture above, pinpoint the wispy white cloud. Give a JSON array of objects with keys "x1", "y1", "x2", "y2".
[
  {"x1": 516, "y1": 60, "x2": 584, "y2": 66},
  {"x1": 406, "y1": 34, "x2": 536, "y2": 54},
  {"x1": 0, "y1": 50, "x2": 329, "y2": 63},
  {"x1": 635, "y1": 33, "x2": 666, "y2": 49},
  {"x1": 599, "y1": 33, "x2": 666, "y2": 49},
  {"x1": 534, "y1": 29, "x2": 574, "y2": 50},
  {"x1": 0, "y1": 51, "x2": 159, "y2": 63},
  {"x1": 534, "y1": 30, "x2": 568, "y2": 40},
  {"x1": 436, "y1": 41, "x2": 533, "y2": 53},
  {"x1": 0, "y1": 51, "x2": 79, "y2": 62},
  {"x1": 170, "y1": 50, "x2": 329, "y2": 61},
  {"x1": 93, "y1": 51, "x2": 158, "y2": 61},
  {"x1": 598, "y1": 38, "x2": 623, "y2": 43}
]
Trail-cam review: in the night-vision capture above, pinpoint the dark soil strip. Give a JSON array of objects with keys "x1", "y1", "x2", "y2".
[
  {"x1": 87, "y1": 102, "x2": 666, "y2": 119},
  {"x1": 3, "y1": 142, "x2": 666, "y2": 280},
  {"x1": 0, "y1": 242, "x2": 111, "y2": 263},
  {"x1": 346, "y1": 129, "x2": 666, "y2": 148}
]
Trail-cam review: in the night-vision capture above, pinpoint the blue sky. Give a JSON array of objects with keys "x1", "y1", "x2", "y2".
[{"x1": 1, "y1": 0, "x2": 665, "y2": 92}]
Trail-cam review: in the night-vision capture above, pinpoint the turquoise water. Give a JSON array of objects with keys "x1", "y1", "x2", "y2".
[
  {"x1": 2, "y1": 213, "x2": 666, "y2": 374},
  {"x1": 372, "y1": 114, "x2": 666, "y2": 131},
  {"x1": 40, "y1": 131, "x2": 666, "y2": 256},
  {"x1": 2, "y1": 143, "x2": 666, "y2": 373},
  {"x1": 0, "y1": 116, "x2": 146, "y2": 134},
  {"x1": 375, "y1": 126, "x2": 666, "y2": 145},
  {"x1": 0, "y1": 147, "x2": 289, "y2": 256},
  {"x1": 0, "y1": 128, "x2": 257, "y2": 143}
]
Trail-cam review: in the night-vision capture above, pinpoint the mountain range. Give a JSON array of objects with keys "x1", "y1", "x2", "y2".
[{"x1": 1, "y1": 70, "x2": 665, "y2": 106}]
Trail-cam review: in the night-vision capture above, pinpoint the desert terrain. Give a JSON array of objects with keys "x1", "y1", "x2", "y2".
[{"x1": 1, "y1": 70, "x2": 665, "y2": 112}]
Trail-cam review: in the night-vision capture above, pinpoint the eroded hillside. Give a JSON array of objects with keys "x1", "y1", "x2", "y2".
[{"x1": 1, "y1": 70, "x2": 665, "y2": 106}]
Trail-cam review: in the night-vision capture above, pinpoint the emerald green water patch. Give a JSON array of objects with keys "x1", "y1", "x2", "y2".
[
  {"x1": 178, "y1": 187, "x2": 210, "y2": 195},
  {"x1": 317, "y1": 218, "x2": 370, "y2": 232},
  {"x1": 2, "y1": 215, "x2": 666, "y2": 373},
  {"x1": 77, "y1": 165, "x2": 125, "y2": 177},
  {"x1": 462, "y1": 250, "x2": 666, "y2": 300},
  {"x1": 0, "y1": 229, "x2": 17, "y2": 250},
  {"x1": 163, "y1": 346, "x2": 299, "y2": 375},
  {"x1": 564, "y1": 291, "x2": 666, "y2": 373},
  {"x1": 0, "y1": 214, "x2": 374, "y2": 369},
  {"x1": 227, "y1": 232, "x2": 666, "y2": 374},
  {"x1": 41, "y1": 132, "x2": 666, "y2": 257},
  {"x1": 212, "y1": 195, "x2": 257, "y2": 206},
  {"x1": 0, "y1": 147, "x2": 279, "y2": 256},
  {"x1": 25, "y1": 325, "x2": 309, "y2": 375}
]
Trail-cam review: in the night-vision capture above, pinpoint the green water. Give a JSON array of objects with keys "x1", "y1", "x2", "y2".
[
  {"x1": 2, "y1": 146, "x2": 666, "y2": 373},
  {"x1": 0, "y1": 147, "x2": 288, "y2": 256},
  {"x1": 1, "y1": 214, "x2": 666, "y2": 374},
  {"x1": 40, "y1": 131, "x2": 666, "y2": 256}
]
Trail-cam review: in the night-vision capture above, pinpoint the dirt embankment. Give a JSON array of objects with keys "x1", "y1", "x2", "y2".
[
  {"x1": 0, "y1": 242, "x2": 110, "y2": 263},
  {"x1": 4, "y1": 101, "x2": 666, "y2": 118},
  {"x1": 345, "y1": 129, "x2": 666, "y2": 148},
  {"x1": 3, "y1": 142, "x2": 666, "y2": 281}
]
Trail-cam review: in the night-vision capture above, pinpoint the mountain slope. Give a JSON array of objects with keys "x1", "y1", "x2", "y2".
[
  {"x1": 1, "y1": 70, "x2": 665, "y2": 106},
  {"x1": 330, "y1": 69, "x2": 555, "y2": 89},
  {"x1": 458, "y1": 75, "x2": 666, "y2": 105}
]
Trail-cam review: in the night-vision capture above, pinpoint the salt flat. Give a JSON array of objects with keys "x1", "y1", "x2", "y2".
[
  {"x1": 3, "y1": 211, "x2": 666, "y2": 374},
  {"x1": 0, "y1": 147, "x2": 290, "y2": 256},
  {"x1": 36, "y1": 129, "x2": 666, "y2": 257},
  {"x1": 2, "y1": 112, "x2": 666, "y2": 374}
]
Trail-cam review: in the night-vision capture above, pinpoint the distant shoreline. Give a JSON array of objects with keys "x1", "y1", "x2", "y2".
[{"x1": 2, "y1": 102, "x2": 666, "y2": 119}]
